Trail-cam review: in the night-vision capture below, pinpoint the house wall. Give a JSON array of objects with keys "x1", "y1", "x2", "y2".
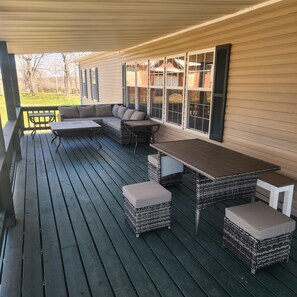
[{"x1": 80, "y1": 0, "x2": 297, "y2": 215}]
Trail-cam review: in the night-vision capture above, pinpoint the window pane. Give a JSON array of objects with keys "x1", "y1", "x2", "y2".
[
  {"x1": 151, "y1": 88, "x2": 163, "y2": 120},
  {"x1": 126, "y1": 62, "x2": 136, "y2": 86},
  {"x1": 167, "y1": 89, "x2": 183, "y2": 126},
  {"x1": 138, "y1": 87, "x2": 148, "y2": 113},
  {"x1": 166, "y1": 56, "x2": 184, "y2": 87},
  {"x1": 136, "y1": 61, "x2": 148, "y2": 87},
  {"x1": 127, "y1": 86, "x2": 135, "y2": 109},
  {"x1": 149, "y1": 59, "x2": 164, "y2": 87},
  {"x1": 188, "y1": 90, "x2": 211, "y2": 133}
]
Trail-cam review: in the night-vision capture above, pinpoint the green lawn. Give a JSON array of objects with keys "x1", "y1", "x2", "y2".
[{"x1": 0, "y1": 92, "x2": 80, "y2": 126}]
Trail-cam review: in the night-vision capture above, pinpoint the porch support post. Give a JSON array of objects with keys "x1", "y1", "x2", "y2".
[
  {"x1": 0, "y1": 42, "x2": 22, "y2": 155},
  {"x1": 0, "y1": 116, "x2": 16, "y2": 227}
]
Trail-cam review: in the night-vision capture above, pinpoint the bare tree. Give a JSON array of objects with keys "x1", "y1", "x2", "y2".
[
  {"x1": 61, "y1": 53, "x2": 71, "y2": 98},
  {"x1": 18, "y1": 54, "x2": 45, "y2": 96}
]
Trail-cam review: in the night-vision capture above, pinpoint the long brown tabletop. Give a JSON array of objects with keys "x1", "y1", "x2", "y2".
[{"x1": 151, "y1": 138, "x2": 280, "y2": 180}]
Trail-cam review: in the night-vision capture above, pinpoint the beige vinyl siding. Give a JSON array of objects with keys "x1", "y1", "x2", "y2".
[{"x1": 80, "y1": 0, "x2": 297, "y2": 215}]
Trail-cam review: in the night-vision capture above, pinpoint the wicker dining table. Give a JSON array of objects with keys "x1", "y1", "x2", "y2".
[{"x1": 151, "y1": 138, "x2": 280, "y2": 234}]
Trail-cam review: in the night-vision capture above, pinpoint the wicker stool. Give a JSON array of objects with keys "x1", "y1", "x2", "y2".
[
  {"x1": 123, "y1": 180, "x2": 172, "y2": 237},
  {"x1": 223, "y1": 201, "x2": 296, "y2": 274},
  {"x1": 148, "y1": 154, "x2": 183, "y2": 186}
]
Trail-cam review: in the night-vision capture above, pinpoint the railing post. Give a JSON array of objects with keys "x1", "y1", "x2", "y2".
[{"x1": 0, "y1": 116, "x2": 16, "y2": 228}]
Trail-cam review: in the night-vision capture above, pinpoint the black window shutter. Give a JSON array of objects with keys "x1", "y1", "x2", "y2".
[
  {"x1": 90, "y1": 69, "x2": 93, "y2": 99},
  {"x1": 95, "y1": 67, "x2": 99, "y2": 101},
  {"x1": 122, "y1": 63, "x2": 126, "y2": 105},
  {"x1": 209, "y1": 44, "x2": 231, "y2": 142},
  {"x1": 84, "y1": 69, "x2": 88, "y2": 97}
]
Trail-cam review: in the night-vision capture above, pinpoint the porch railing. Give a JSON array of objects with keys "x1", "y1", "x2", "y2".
[{"x1": 21, "y1": 106, "x2": 59, "y2": 131}]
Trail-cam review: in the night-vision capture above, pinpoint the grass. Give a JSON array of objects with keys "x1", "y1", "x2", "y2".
[{"x1": 0, "y1": 92, "x2": 80, "y2": 126}]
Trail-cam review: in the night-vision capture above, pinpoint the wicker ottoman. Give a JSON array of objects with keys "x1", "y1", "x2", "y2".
[
  {"x1": 223, "y1": 201, "x2": 296, "y2": 274},
  {"x1": 148, "y1": 154, "x2": 183, "y2": 186},
  {"x1": 123, "y1": 180, "x2": 172, "y2": 237}
]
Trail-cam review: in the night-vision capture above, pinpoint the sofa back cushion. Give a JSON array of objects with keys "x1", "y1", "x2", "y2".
[
  {"x1": 117, "y1": 106, "x2": 128, "y2": 119},
  {"x1": 95, "y1": 104, "x2": 112, "y2": 117},
  {"x1": 122, "y1": 109, "x2": 135, "y2": 120},
  {"x1": 78, "y1": 105, "x2": 95, "y2": 118},
  {"x1": 112, "y1": 104, "x2": 120, "y2": 117},
  {"x1": 58, "y1": 106, "x2": 79, "y2": 118},
  {"x1": 130, "y1": 111, "x2": 146, "y2": 120}
]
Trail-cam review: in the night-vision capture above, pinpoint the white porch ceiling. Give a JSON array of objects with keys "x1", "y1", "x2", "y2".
[{"x1": 0, "y1": 0, "x2": 274, "y2": 54}]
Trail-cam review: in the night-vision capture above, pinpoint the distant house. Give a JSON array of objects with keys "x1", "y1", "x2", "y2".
[{"x1": 78, "y1": 0, "x2": 297, "y2": 214}]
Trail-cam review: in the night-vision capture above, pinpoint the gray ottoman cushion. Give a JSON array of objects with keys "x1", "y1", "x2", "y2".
[
  {"x1": 226, "y1": 201, "x2": 296, "y2": 240},
  {"x1": 123, "y1": 180, "x2": 171, "y2": 208}
]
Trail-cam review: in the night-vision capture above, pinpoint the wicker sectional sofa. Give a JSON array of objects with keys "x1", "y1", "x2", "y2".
[{"x1": 58, "y1": 104, "x2": 147, "y2": 144}]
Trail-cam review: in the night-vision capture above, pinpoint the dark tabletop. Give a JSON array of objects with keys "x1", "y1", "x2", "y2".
[{"x1": 151, "y1": 138, "x2": 280, "y2": 180}]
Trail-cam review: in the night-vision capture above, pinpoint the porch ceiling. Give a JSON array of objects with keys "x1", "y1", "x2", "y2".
[{"x1": 0, "y1": 0, "x2": 271, "y2": 54}]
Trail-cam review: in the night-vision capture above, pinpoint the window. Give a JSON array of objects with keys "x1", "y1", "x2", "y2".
[
  {"x1": 90, "y1": 68, "x2": 99, "y2": 101},
  {"x1": 165, "y1": 55, "x2": 185, "y2": 126},
  {"x1": 136, "y1": 61, "x2": 148, "y2": 113},
  {"x1": 187, "y1": 50, "x2": 214, "y2": 133},
  {"x1": 126, "y1": 62, "x2": 136, "y2": 109},
  {"x1": 149, "y1": 58, "x2": 164, "y2": 120}
]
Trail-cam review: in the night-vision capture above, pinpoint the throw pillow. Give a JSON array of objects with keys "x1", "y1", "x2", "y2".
[
  {"x1": 112, "y1": 104, "x2": 120, "y2": 117},
  {"x1": 117, "y1": 106, "x2": 128, "y2": 119},
  {"x1": 122, "y1": 109, "x2": 135, "y2": 120},
  {"x1": 130, "y1": 111, "x2": 146, "y2": 120}
]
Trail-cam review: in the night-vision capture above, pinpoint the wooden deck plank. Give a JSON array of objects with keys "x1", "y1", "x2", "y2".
[
  {"x1": 34, "y1": 136, "x2": 67, "y2": 297},
  {"x1": 22, "y1": 135, "x2": 43, "y2": 297},
  {"x1": 2, "y1": 133, "x2": 297, "y2": 297}
]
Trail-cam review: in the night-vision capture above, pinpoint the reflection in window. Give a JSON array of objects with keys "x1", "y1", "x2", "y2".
[
  {"x1": 188, "y1": 91, "x2": 211, "y2": 133},
  {"x1": 137, "y1": 61, "x2": 148, "y2": 112},
  {"x1": 187, "y1": 51, "x2": 214, "y2": 133},
  {"x1": 126, "y1": 62, "x2": 136, "y2": 108},
  {"x1": 151, "y1": 88, "x2": 163, "y2": 120},
  {"x1": 167, "y1": 89, "x2": 183, "y2": 126},
  {"x1": 166, "y1": 55, "x2": 185, "y2": 126}
]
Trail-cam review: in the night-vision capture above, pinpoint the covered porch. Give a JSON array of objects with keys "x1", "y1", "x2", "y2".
[{"x1": 2, "y1": 132, "x2": 297, "y2": 297}]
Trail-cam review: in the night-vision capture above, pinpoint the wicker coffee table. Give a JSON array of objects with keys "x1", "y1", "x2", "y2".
[{"x1": 49, "y1": 120, "x2": 102, "y2": 152}]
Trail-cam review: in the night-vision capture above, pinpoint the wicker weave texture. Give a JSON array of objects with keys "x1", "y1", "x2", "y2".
[
  {"x1": 124, "y1": 197, "x2": 171, "y2": 236},
  {"x1": 223, "y1": 217, "x2": 292, "y2": 273},
  {"x1": 148, "y1": 162, "x2": 183, "y2": 187},
  {"x1": 196, "y1": 173, "x2": 258, "y2": 210}
]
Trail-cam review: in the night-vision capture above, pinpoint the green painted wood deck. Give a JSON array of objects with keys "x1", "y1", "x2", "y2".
[{"x1": 1, "y1": 133, "x2": 297, "y2": 297}]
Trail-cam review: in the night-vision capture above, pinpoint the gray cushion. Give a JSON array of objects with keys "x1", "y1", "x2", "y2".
[
  {"x1": 123, "y1": 181, "x2": 171, "y2": 208},
  {"x1": 117, "y1": 106, "x2": 128, "y2": 119},
  {"x1": 122, "y1": 109, "x2": 135, "y2": 120},
  {"x1": 130, "y1": 110, "x2": 146, "y2": 120},
  {"x1": 112, "y1": 104, "x2": 120, "y2": 117},
  {"x1": 58, "y1": 106, "x2": 79, "y2": 118},
  {"x1": 78, "y1": 105, "x2": 95, "y2": 118},
  {"x1": 108, "y1": 120, "x2": 121, "y2": 131},
  {"x1": 102, "y1": 117, "x2": 120, "y2": 125},
  {"x1": 95, "y1": 105, "x2": 112, "y2": 117},
  {"x1": 225, "y1": 201, "x2": 296, "y2": 240}
]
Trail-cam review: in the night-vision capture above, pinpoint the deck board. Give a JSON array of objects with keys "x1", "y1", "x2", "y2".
[{"x1": 1, "y1": 133, "x2": 297, "y2": 297}]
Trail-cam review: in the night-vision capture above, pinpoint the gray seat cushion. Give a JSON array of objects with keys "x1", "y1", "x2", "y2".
[
  {"x1": 226, "y1": 201, "x2": 296, "y2": 240},
  {"x1": 108, "y1": 120, "x2": 122, "y2": 131},
  {"x1": 102, "y1": 117, "x2": 120, "y2": 125},
  {"x1": 123, "y1": 181, "x2": 171, "y2": 208}
]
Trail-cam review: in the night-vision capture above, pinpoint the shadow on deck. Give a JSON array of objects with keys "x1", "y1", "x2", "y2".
[{"x1": 1, "y1": 133, "x2": 297, "y2": 297}]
